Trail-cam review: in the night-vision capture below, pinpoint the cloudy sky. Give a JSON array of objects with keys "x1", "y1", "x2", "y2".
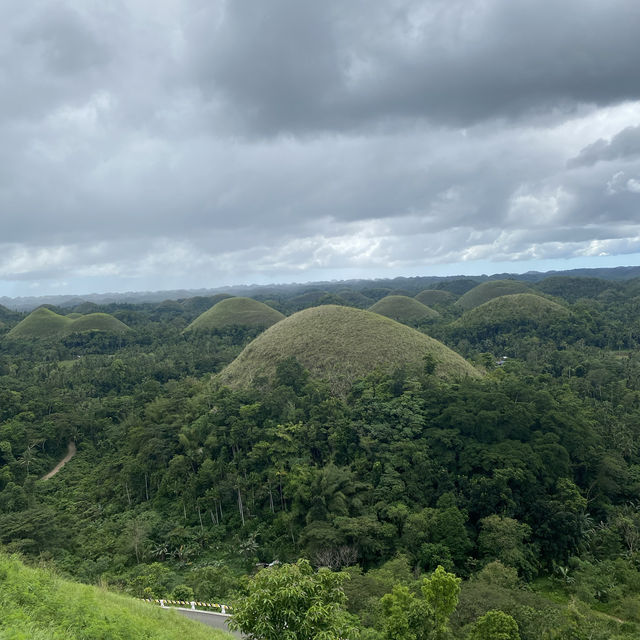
[{"x1": 2, "y1": 0, "x2": 640, "y2": 297}]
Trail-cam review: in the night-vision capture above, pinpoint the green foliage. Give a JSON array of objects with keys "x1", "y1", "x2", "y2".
[
  {"x1": 467, "y1": 610, "x2": 520, "y2": 640},
  {"x1": 229, "y1": 559, "x2": 356, "y2": 639},
  {"x1": 380, "y1": 584, "x2": 431, "y2": 640},
  {"x1": 478, "y1": 516, "x2": 536, "y2": 579},
  {"x1": 421, "y1": 565, "x2": 461, "y2": 636}
]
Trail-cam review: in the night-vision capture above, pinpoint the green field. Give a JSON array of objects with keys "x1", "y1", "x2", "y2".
[
  {"x1": 184, "y1": 297, "x2": 285, "y2": 332},
  {"x1": 219, "y1": 304, "x2": 479, "y2": 393},
  {"x1": 369, "y1": 295, "x2": 440, "y2": 325},
  {"x1": 0, "y1": 552, "x2": 230, "y2": 639}
]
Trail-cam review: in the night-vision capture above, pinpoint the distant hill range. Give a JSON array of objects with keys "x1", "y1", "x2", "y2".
[{"x1": 2, "y1": 265, "x2": 640, "y2": 311}]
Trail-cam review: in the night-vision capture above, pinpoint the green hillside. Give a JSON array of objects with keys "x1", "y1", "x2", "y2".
[
  {"x1": 455, "y1": 280, "x2": 531, "y2": 310},
  {"x1": 219, "y1": 305, "x2": 479, "y2": 393},
  {"x1": 184, "y1": 297, "x2": 285, "y2": 332},
  {"x1": 369, "y1": 295, "x2": 440, "y2": 325},
  {"x1": 453, "y1": 293, "x2": 570, "y2": 335},
  {"x1": 68, "y1": 313, "x2": 130, "y2": 333},
  {"x1": 7, "y1": 308, "x2": 129, "y2": 339},
  {"x1": 414, "y1": 289, "x2": 457, "y2": 307},
  {"x1": 0, "y1": 552, "x2": 230, "y2": 639}
]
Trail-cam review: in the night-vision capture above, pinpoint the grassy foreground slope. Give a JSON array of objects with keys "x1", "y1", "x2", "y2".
[
  {"x1": 455, "y1": 280, "x2": 531, "y2": 310},
  {"x1": 0, "y1": 553, "x2": 230, "y2": 640},
  {"x1": 219, "y1": 305, "x2": 479, "y2": 393},
  {"x1": 369, "y1": 295, "x2": 439, "y2": 325},
  {"x1": 185, "y1": 297, "x2": 285, "y2": 332},
  {"x1": 7, "y1": 308, "x2": 129, "y2": 339}
]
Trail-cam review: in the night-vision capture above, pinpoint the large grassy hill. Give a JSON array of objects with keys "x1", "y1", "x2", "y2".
[
  {"x1": 184, "y1": 297, "x2": 285, "y2": 333},
  {"x1": 414, "y1": 290, "x2": 457, "y2": 307},
  {"x1": 369, "y1": 295, "x2": 439, "y2": 325},
  {"x1": 453, "y1": 293, "x2": 571, "y2": 335},
  {"x1": 219, "y1": 305, "x2": 480, "y2": 394},
  {"x1": 7, "y1": 308, "x2": 129, "y2": 339},
  {"x1": 0, "y1": 552, "x2": 231, "y2": 639},
  {"x1": 455, "y1": 280, "x2": 531, "y2": 310}
]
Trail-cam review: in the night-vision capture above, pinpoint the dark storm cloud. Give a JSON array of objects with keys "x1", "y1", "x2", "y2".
[
  {"x1": 568, "y1": 126, "x2": 640, "y2": 167},
  {"x1": 188, "y1": 0, "x2": 640, "y2": 133}
]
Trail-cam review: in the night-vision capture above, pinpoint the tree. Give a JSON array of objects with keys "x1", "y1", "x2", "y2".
[
  {"x1": 229, "y1": 559, "x2": 357, "y2": 640},
  {"x1": 467, "y1": 610, "x2": 520, "y2": 640},
  {"x1": 379, "y1": 566, "x2": 461, "y2": 640},
  {"x1": 421, "y1": 565, "x2": 461, "y2": 638}
]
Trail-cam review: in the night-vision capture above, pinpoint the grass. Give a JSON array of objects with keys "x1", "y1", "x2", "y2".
[
  {"x1": 0, "y1": 552, "x2": 231, "y2": 639},
  {"x1": 414, "y1": 290, "x2": 457, "y2": 307},
  {"x1": 455, "y1": 280, "x2": 531, "y2": 310},
  {"x1": 453, "y1": 294, "x2": 570, "y2": 332},
  {"x1": 368, "y1": 295, "x2": 440, "y2": 325},
  {"x1": 184, "y1": 297, "x2": 285, "y2": 332},
  {"x1": 219, "y1": 305, "x2": 480, "y2": 394},
  {"x1": 6, "y1": 308, "x2": 129, "y2": 339}
]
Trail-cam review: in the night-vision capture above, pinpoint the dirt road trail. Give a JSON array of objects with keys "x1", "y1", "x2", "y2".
[{"x1": 41, "y1": 442, "x2": 76, "y2": 480}]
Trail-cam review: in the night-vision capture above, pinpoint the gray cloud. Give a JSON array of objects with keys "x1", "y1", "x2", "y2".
[
  {"x1": 188, "y1": 0, "x2": 640, "y2": 134},
  {"x1": 1, "y1": 1, "x2": 640, "y2": 295},
  {"x1": 569, "y1": 126, "x2": 640, "y2": 167}
]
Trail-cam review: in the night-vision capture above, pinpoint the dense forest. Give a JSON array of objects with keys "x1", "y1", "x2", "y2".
[{"x1": 2, "y1": 273, "x2": 640, "y2": 638}]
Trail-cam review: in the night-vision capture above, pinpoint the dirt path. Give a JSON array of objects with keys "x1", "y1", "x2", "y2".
[{"x1": 41, "y1": 441, "x2": 76, "y2": 480}]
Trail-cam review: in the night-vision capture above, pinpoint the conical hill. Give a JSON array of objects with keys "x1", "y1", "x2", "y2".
[
  {"x1": 219, "y1": 305, "x2": 479, "y2": 394},
  {"x1": 455, "y1": 280, "x2": 530, "y2": 310},
  {"x1": 184, "y1": 297, "x2": 285, "y2": 332},
  {"x1": 369, "y1": 295, "x2": 439, "y2": 325},
  {"x1": 453, "y1": 293, "x2": 570, "y2": 334},
  {"x1": 7, "y1": 307, "x2": 129, "y2": 339}
]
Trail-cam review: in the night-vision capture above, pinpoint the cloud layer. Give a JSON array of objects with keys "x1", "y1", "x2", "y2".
[{"x1": 2, "y1": 0, "x2": 640, "y2": 295}]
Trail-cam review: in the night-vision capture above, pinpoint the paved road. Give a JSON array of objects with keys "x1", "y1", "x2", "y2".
[{"x1": 173, "y1": 608, "x2": 243, "y2": 637}]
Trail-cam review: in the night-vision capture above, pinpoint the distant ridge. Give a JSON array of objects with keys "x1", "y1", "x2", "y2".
[
  {"x1": 219, "y1": 305, "x2": 480, "y2": 394},
  {"x1": 2, "y1": 265, "x2": 640, "y2": 311}
]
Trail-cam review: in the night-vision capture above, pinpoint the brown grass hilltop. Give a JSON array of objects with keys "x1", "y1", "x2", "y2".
[{"x1": 219, "y1": 305, "x2": 480, "y2": 394}]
